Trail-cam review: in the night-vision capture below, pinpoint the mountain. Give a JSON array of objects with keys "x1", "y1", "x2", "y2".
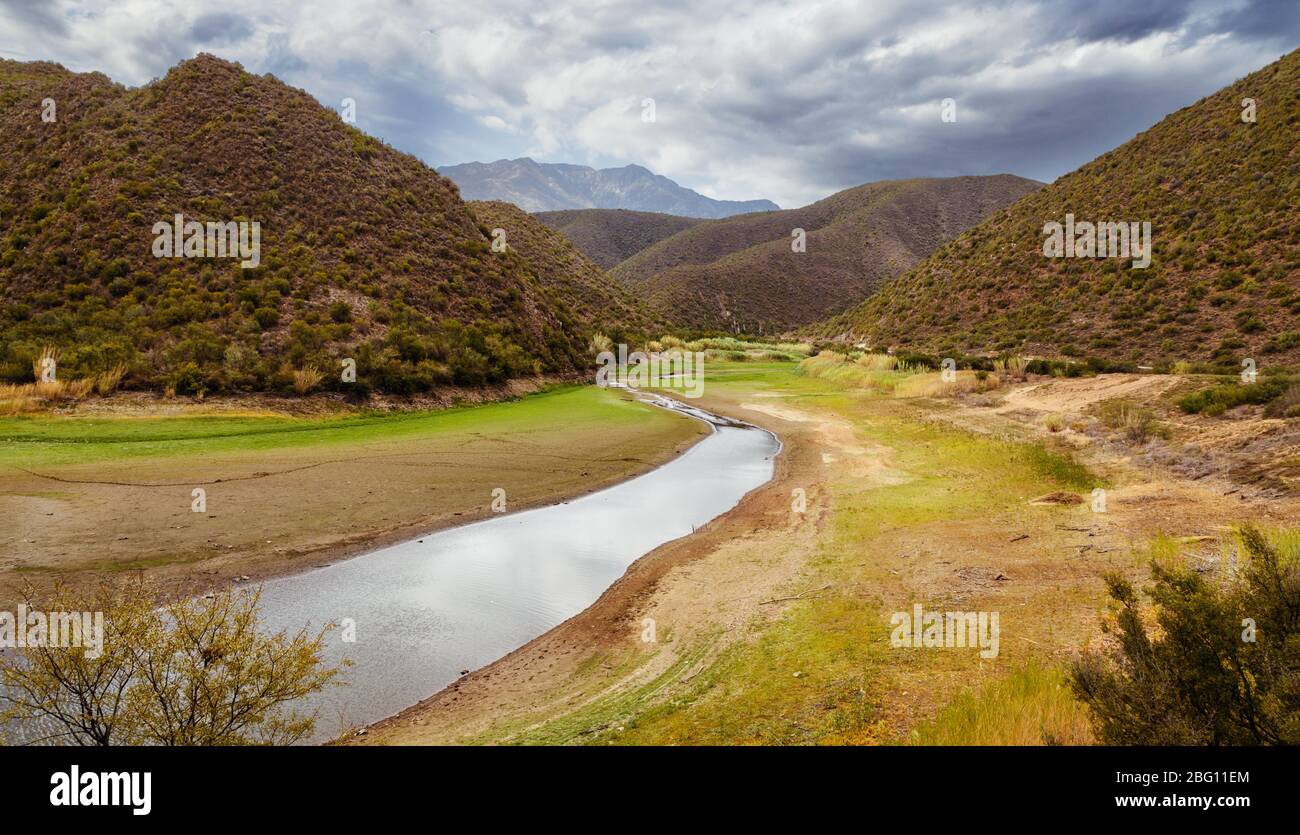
[
  {"x1": 465, "y1": 201, "x2": 666, "y2": 338},
  {"x1": 610, "y1": 175, "x2": 1042, "y2": 333},
  {"x1": 439, "y1": 158, "x2": 779, "y2": 218},
  {"x1": 824, "y1": 48, "x2": 1300, "y2": 366},
  {"x1": 0, "y1": 55, "x2": 656, "y2": 395},
  {"x1": 533, "y1": 208, "x2": 703, "y2": 269}
]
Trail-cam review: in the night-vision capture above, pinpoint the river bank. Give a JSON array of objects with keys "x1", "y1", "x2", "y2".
[
  {"x1": 0, "y1": 384, "x2": 707, "y2": 606},
  {"x1": 356, "y1": 361, "x2": 1300, "y2": 745},
  {"x1": 254, "y1": 394, "x2": 779, "y2": 740}
]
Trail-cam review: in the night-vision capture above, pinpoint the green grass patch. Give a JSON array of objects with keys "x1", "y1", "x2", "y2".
[
  {"x1": 560, "y1": 368, "x2": 1104, "y2": 744},
  {"x1": 0, "y1": 384, "x2": 677, "y2": 469},
  {"x1": 911, "y1": 662, "x2": 1092, "y2": 745}
]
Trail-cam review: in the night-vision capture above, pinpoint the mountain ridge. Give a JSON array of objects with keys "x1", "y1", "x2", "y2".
[
  {"x1": 607, "y1": 174, "x2": 1043, "y2": 332},
  {"x1": 439, "y1": 157, "x2": 779, "y2": 218}
]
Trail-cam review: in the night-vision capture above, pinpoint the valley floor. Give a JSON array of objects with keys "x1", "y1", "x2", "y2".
[
  {"x1": 5, "y1": 362, "x2": 1295, "y2": 744},
  {"x1": 358, "y1": 362, "x2": 1300, "y2": 745},
  {"x1": 0, "y1": 384, "x2": 707, "y2": 604}
]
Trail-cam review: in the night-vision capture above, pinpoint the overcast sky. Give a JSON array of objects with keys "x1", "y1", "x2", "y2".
[{"x1": 1, "y1": 0, "x2": 1295, "y2": 207}]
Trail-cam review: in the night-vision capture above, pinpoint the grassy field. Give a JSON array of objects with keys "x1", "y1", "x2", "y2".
[
  {"x1": 0, "y1": 384, "x2": 707, "y2": 599},
  {"x1": 11, "y1": 358, "x2": 1289, "y2": 745}
]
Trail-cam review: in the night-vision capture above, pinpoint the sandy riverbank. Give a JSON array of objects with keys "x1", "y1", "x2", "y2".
[{"x1": 355, "y1": 366, "x2": 1300, "y2": 745}]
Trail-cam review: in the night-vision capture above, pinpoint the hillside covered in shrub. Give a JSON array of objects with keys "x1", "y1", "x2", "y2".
[
  {"x1": 610, "y1": 175, "x2": 1040, "y2": 333},
  {"x1": 824, "y1": 48, "x2": 1300, "y2": 368},
  {"x1": 465, "y1": 201, "x2": 665, "y2": 340},
  {"x1": 0, "y1": 55, "x2": 653, "y2": 395},
  {"x1": 533, "y1": 208, "x2": 703, "y2": 269}
]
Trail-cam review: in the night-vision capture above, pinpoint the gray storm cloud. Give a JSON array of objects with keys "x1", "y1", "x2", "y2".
[{"x1": 0, "y1": 0, "x2": 1294, "y2": 207}]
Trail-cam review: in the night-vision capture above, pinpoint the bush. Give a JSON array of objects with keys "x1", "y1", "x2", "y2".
[
  {"x1": 168, "y1": 362, "x2": 206, "y2": 396},
  {"x1": 0, "y1": 580, "x2": 343, "y2": 745},
  {"x1": 253, "y1": 306, "x2": 280, "y2": 329},
  {"x1": 1264, "y1": 384, "x2": 1300, "y2": 419},
  {"x1": 1070, "y1": 525, "x2": 1300, "y2": 745},
  {"x1": 329, "y1": 301, "x2": 352, "y2": 323},
  {"x1": 1178, "y1": 378, "x2": 1289, "y2": 415},
  {"x1": 1097, "y1": 399, "x2": 1166, "y2": 443}
]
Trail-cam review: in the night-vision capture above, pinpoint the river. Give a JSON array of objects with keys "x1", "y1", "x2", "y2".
[{"x1": 253, "y1": 394, "x2": 780, "y2": 742}]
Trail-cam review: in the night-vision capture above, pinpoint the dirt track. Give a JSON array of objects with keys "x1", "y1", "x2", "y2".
[{"x1": 997, "y1": 373, "x2": 1181, "y2": 414}]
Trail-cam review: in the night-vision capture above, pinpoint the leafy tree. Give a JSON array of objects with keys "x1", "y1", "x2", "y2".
[
  {"x1": 0, "y1": 580, "x2": 343, "y2": 745},
  {"x1": 1071, "y1": 525, "x2": 1300, "y2": 745}
]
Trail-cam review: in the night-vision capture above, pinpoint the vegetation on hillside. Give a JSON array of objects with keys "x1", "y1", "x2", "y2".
[
  {"x1": 0, "y1": 56, "x2": 647, "y2": 396},
  {"x1": 533, "y1": 207, "x2": 703, "y2": 269},
  {"x1": 825, "y1": 48, "x2": 1300, "y2": 367},
  {"x1": 466, "y1": 201, "x2": 664, "y2": 340},
  {"x1": 610, "y1": 175, "x2": 1041, "y2": 333}
]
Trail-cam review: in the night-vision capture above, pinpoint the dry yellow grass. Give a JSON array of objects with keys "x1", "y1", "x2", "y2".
[
  {"x1": 797, "y1": 353, "x2": 1004, "y2": 397},
  {"x1": 1, "y1": 375, "x2": 95, "y2": 408},
  {"x1": 911, "y1": 663, "x2": 1094, "y2": 745},
  {"x1": 857, "y1": 352, "x2": 899, "y2": 371},
  {"x1": 893, "y1": 370, "x2": 1001, "y2": 398},
  {"x1": 0, "y1": 383, "x2": 40, "y2": 415},
  {"x1": 292, "y1": 365, "x2": 325, "y2": 395},
  {"x1": 994, "y1": 356, "x2": 1028, "y2": 381},
  {"x1": 95, "y1": 364, "x2": 127, "y2": 395},
  {"x1": 31, "y1": 345, "x2": 59, "y2": 382}
]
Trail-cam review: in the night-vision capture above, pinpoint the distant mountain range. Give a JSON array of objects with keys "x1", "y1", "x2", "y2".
[{"x1": 438, "y1": 158, "x2": 779, "y2": 218}]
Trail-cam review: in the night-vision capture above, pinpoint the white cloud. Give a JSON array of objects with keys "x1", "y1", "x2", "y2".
[{"x1": 477, "y1": 114, "x2": 518, "y2": 133}]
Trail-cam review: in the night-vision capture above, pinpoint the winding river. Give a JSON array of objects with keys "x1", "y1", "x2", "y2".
[{"x1": 254, "y1": 394, "x2": 780, "y2": 742}]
